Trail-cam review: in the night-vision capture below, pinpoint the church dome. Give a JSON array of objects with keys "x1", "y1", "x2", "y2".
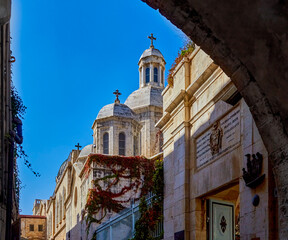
[
  {"x1": 96, "y1": 103, "x2": 135, "y2": 120},
  {"x1": 125, "y1": 85, "x2": 163, "y2": 110},
  {"x1": 56, "y1": 158, "x2": 68, "y2": 181},
  {"x1": 139, "y1": 47, "x2": 164, "y2": 61},
  {"x1": 78, "y1": 144, "x2": 93, "y2": 158}
]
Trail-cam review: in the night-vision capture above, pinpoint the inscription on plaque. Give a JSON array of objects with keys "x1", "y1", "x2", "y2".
[{"x1": 196, "y1": 107, "x2": 240, "y2": 168}]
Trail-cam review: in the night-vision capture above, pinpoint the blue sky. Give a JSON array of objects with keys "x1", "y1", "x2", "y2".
[{"x1": 10, "y1": 0, "x2": 187, "y2": 214}]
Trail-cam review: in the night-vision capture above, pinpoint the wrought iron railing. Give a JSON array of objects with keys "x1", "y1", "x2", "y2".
[{"x1": 95, "y1": 193, "x2": 163, "y2": 239}]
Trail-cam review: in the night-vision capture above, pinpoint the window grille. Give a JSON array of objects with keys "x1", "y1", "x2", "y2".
[
  {"x1": 29, "y1": 224, "x2": 34, "y2": 231},
  {"x1": 38, "y1": 225, "x2": 43, "y2": 231},
  {"x1": 154, "y1": 67, "x2": 158, "y2": 82},
  {"x1": 145, "y1": 68, "x2": 150, "y2": 83},
  {"x1": 103, "y1": 133, "x2": 109, "y2": 154},
  {"x1": 119, "y1": 133, "x2": 125, "y2": 156},
  {"x1": 133, "y1": 136, "x2": 138, "y2": 156}
]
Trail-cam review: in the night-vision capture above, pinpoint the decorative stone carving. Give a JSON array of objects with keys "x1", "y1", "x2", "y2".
[
  {"x1": 209, "y1": 121, "x2": 223, "y2": 155},
  {"x1": 196, "y1": 107, "x2": 240, "y2": 167},
  {"x1": 242, "y1": 152, "x2": 265, "y2": 188}
]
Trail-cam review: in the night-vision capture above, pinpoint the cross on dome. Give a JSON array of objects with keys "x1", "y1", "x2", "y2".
[
  {"x1": 113, "y1": 89, "x2": 121, "y2": 104},
  {"x1": 148, "y1": 33, "x2": 156, "y2": 48},
  {"x1": 75, "y1": 143, "x2": 82, "y2": 150}
]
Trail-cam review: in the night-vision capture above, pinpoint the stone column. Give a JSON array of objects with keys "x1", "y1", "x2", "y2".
[
  {"x1": 161, "y1": 66, "x2": 165, "y2": 86},
  {"x1": 184, "y1": 57, "x2": 190, "y2": 89},
  {"x1": 139, "y1": 66, "x2": 142, "y2": 88},
  {"x1": 142, "y1": 66, "x2": 145, "y2": 87},
  {"x1": 150, "y1": 63, "x2": 153, "y2": 84},
  {"x1": 158, "y1": 65, "x2": 162, "y2": 86}
]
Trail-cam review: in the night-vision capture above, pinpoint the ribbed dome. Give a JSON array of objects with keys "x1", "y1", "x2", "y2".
[
  {"x1": 78, "y1": 144, "x2": 93, "y2": 158},
  {"x1": 56, "y1": 159, "x2": 68, "y2": 181},
  {"x1": 139, "y1": 47, "x2": 164, "y2": 61},
  {"x1": 125, "y1": 86, "x2": 163, "y2": 110},
  {"x1": 97, "y1": 103, "x2": 135, "y2": 120}
]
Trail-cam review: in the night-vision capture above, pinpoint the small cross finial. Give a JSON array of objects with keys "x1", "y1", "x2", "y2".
[
  {"x1": 148, "y1": 33, "x2": 156, "y2": 48},
  {"x1": 113, "y1": 89, "x2": 121, "y2": 104},
  {"x1": 75, "y1": 143, "x2": 82, "y2": 151}
]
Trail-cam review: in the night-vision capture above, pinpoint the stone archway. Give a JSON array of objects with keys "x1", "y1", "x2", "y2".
[{"x1": 141, "y1": 0, "x2": 288, "y2": 238}]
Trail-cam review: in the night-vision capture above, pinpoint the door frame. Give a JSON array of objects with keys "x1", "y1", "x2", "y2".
[{"x1": 207, "y1": 198, "x2": 235, "y2": 240}]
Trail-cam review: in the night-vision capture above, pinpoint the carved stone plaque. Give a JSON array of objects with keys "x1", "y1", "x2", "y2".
[
  {"x1": 209, "y1": 121, "x2": 223, "y2": 155},
  {"x1": 196, "y1": 107, "x2": 241, "y2": 168}
]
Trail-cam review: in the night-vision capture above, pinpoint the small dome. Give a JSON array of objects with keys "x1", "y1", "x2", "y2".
[
  {"x1": 125, "y1": 86, "x2": 163, "y2": 110},
  {"x1": 139, "y1": 47, "x2": 164, "y2": 61},
  {"x1": 97, "y1": 103, "x2": 135, "y2": 120},
  {"x1": 78, "y1": 144, "x2": 93, "y2": 158},
  {"x1": 56, "y1": 159, "x2": 68, "y2": 181}
]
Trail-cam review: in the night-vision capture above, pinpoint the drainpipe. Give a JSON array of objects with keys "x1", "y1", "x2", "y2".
[{"x1": 6, "y1": 117, "x2": 23, "y2": 240}]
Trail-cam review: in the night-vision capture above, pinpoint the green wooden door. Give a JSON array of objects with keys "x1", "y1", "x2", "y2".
[{"x1": 208, "y1": 199, "x2": 235, "y2": 240}]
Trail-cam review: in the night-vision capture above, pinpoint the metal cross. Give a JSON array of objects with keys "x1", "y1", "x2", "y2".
[
  {"x1": 148, "y1": 33, "x2": 156, "y2": 48},
  {"x1": 113, "y1": 89, "x2": 121, "y2": 103},
  {"x1": 75, "y1": 143, "x2": 82, "y2": 150}
]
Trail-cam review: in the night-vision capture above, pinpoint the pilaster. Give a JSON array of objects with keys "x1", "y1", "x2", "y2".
[{"x1": 150, "y1": 63, "x2": 153, "y2": 83}]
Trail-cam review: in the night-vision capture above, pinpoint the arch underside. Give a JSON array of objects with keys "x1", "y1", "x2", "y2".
[{"x1": 141, "y1": 0, "x2": 288, "y2": 238}]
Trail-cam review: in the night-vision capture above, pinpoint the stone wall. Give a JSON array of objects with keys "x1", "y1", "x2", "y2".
[
  {"x1": 20, "y1": 216, "x2": 46, "y2": 240},
  {"x1": 142, "y1": 1, "x2": 288, "y2": 237},
  {"x1": 135, "y1": 106, "x2": 163, "y2": 157},
  {"x1": 158, "y1": 48, "x2": 276, "y2": 239}
]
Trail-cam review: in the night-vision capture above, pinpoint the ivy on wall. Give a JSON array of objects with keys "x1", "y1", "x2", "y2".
[
  {"x1": 10, "y1": 83, "x2": 40, "y2": 177},
  {"x1": 131, "y1": 159, "x2": 164, "y2": 240},
  {"x1": 83, "y1": 154, "x2": 163, "y2": 239}
]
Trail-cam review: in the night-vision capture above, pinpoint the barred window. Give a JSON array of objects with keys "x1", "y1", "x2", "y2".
[
  {"x1": 103, "y1": 132, "x2": 109, "y2": 154},
  {"x1": 29, "y1": 224, "x2": 34, "y2": 231},
  {"x1": 38, "y1": 225, "x2": 43, "y2": 231},
  {"x1": 146, "y1": 67, "x2": 150, "y2": 83},
  {"x1": 74, "y1": 188, "x2": 78, "y2": 207},
  {"x1": 119, "y1": 132, "x2": 126, "y2": 156},
  {"x1": 154, "y1": 67, "x2": 158, "y2": 82},
  {"x1": 133, "y1": 136, "x2": 138, "y2": 156}
]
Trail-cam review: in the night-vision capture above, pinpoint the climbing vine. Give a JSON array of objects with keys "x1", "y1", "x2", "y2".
[
  {"x1": 10, "y1": 83, "x2": 40, "y2": 177},
  {"x1": 11, "y1": 84, "x2": 26, "y2": 120},
  {"x1": 131, "y1": 159, "x2": 164, "y2": 240},
  {"x1": 167, "y1": 41, "x2": 195, "y2": 86},
  {"x1": 83, "y1": 154, "x2": 157, "y2": 235}
]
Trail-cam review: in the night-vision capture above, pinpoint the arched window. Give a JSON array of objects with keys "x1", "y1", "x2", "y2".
[
  {"x1": 103, "y1": 133, "x2": 109, "y2": 154},
  {"x1": 159, "y1": 132, "x2": 163, "y2": 152},
  {"x1": 63, "y1": 188, "x2": 66, "y2": 202},
  {"x1": 119, "y1": 132, "x2": 126, "y2": 156},
  {"x1": 74, "y1": 188, "x2": 78, "y2": 207},
  {"x1": 154, "y1": 67, "x2": 158, "y2": 82},
  {"x1": 55, "y1": 202, "x2": 57, "y2": 228},
  {"x1": 48, "y1": 214, "x2": 52, "y2": 237},
  {"x1": 133, "y1": 136, "x2": 138, "y2": 156},
  {"x1": 145, "y1": 67, "x2": 150, "y2": 83},
  {"x1": 56, "y1": 201, "x2": 59, "y2": 224},
  {"x1": 161, "y1": 69, "x2": 164, "y2": 85},
  {"x1": 63, "y1": 188, "x2": 66, "y2": 218},
  {"x1": 59, "y1": 195, "x2": 62, "y2": 221}
]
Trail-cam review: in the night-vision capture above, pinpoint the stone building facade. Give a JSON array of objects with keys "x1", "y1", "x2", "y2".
[
  {"x1": 19, "y1": 215, "x2": 47, "y2": 240},
  {"x1": 157, "y1": 46, "x2": 277, "y2": 240},
  {"x1": 142, "y1": 2, "x2": 288, "y2": 237},
  {"x1": 34, "y1": 40, "x2": 165, "y2": 240}
]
